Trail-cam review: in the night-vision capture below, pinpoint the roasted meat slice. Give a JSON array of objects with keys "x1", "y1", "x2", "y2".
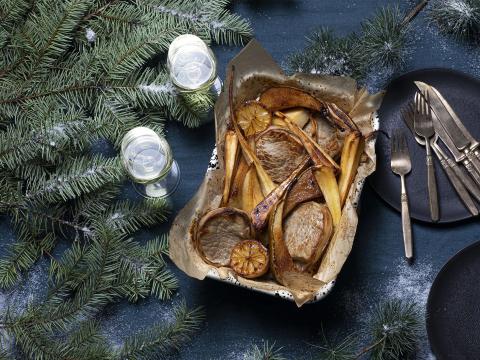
[
  {"x1": 196, "y1": 208, "x2": 253, "y2": 266},
  {"x1": 255, "y1": 127, "x2": 308, "y2": 184},
  {"x1": 283, "y1": 202, "x2": 333, "y2": 265},
  {"x1": 284, "y1": 167, "x2": 322, "y2": 216},
  {"x1": 313, "y1": 113, "x2": 344, "y2": 159}
]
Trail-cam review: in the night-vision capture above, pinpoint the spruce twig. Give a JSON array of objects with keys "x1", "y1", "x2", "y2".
[
  {"x1": 430, "y1": 0, "x2": 480, "y2": 42},
  {"x1": 0, "y1": 0, "x2": 249, "y2": 357}
]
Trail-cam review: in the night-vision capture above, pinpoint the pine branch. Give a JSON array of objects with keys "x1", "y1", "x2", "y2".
[
  {"x1": 430, "y1": 0, "x2": 480, "y2": 42},
  {"x1": 246, "y1": 341, "x2": 286, "y2": 360},
  {"x1": 287, "y1": 28, "x2": 360, "y2": 78},
  {"x1": 25, "y1": 155, "x2": 125, "y2": 203},
  {"x1": 143, "y1": 0, "x2": 252, "y2": 46},
  {"x1": 0, "y1": 232, "x2": 55, "y2": 289},
  {"x1": 100, "y1": 198, "x2": 170, "y2": 234},
  {"x1": 118, "y1": 302, "x2": 204, "y2": 359},
  {"x1": 355, "y1": 6, "x2": 410, "y2": 71}
]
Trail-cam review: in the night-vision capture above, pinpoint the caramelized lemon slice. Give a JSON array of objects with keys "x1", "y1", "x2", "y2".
[
  {"x1": 236, "y1": 101, "x2": 272, "y2": 136},
  {"x1": 230, "y1": 240, "x2": 269, "y2": 279}
]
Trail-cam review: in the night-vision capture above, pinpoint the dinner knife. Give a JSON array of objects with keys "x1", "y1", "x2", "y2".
[
  {"x1": 402, "y1": 105, "x2": 479, "y2": 215},
  {"x1": 415, "y1": 81, "x2": 480, "y2": 185}
]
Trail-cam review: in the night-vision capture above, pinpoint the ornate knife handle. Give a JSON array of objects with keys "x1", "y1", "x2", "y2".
[
  {"x1": 440, "y1": 159, "x2": 478, "y2": 216},
  {"x1": 462, "y1": 158, "x2": 480, "y2": 186},
  {"x1": 448, "y1": 158, "x2": 480, "y2": 202},
  {"x1": 467, "y1": 150, "x2": 480, "y2": 174}
]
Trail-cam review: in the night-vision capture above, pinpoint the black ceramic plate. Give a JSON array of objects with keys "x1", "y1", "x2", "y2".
[
  {"x1": 427, "y1": 240, "x2": 480, "y2": 359},
  {"x1": 369, "y1": 68, "x2": 480, "y2": 223}
]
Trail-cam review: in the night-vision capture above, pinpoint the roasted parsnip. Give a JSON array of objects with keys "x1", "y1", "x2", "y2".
[
  {"x1": 221, "y1": 130, "x2": 238, "y2": 206},
  {"x1": 338, "y1": 132, "x2": 365, "y2": 207}
]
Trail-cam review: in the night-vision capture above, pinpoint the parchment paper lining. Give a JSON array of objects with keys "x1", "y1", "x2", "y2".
[{"x1": 169, "y1": 40, "x2": 383, "y2": 307}]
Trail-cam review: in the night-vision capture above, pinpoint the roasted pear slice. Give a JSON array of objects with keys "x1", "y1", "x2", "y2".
[
  {"x1": 255, "y1": 127, "x2": 308, "y2": 184},
  {"x1": 338, "y1": 132, "x2": 365, "y2": 206},
  {"x1": 259, "y1": 86, "x2": 359, "y2": 133},
  {"x1": 251, "y1": 157, "x2": 309, "y2": 231},
  {"x1": 221, "y1": 130, "x2": 238, "y2": 206},
  {"x1": 259, "y1": 86, "x2": 325, "y2": 113},
  {"x1": 284, "y1": 202, "x2": 333, "y2": 265},
  {"x1": 236, "y1": 101, "x2": 272, "y2": 136},
  {"x1": 284, "y1": 167, "x2": 322, "y2": 216},
  {"x1": 230, "y1": 240, "x2": 269, "y2": 279},
  {"x1": 196, "y1": 208, "x2": 253, "y2": 267}
]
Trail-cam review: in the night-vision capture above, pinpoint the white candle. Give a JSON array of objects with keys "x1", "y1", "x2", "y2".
[{"x1": 167, "y1": 34, "x2": 218, "y2": 91}]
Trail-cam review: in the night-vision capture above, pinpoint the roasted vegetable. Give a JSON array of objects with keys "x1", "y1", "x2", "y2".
[
  {"x1": 314, "y1": 166, "x2": 342, "y2": 227},
  {"x1": 196, "y1": 208, "x2": 253, "y2": 266},
  {"x1": 268, "y1": 199, "x2": 294, "y2": 284},
  {"x1": 259, "y1": 86, "x2": 359, "y2": 133},
  {"x1": 338, "y1": 132, "x2": 365, "y2": 206},
  {"x1": 251, "y1": 157, "x2": 309, "y2": 231},
  {"x1": 230, "y1": 240, "x2": 269, "y2": 279},
  {"x1": 278, "y1": 111, "x2": 339, "y2": 169},
  {"x1": 260, "y1": 86, "x2": 325, "y2": 113},
  {"x1": 283, "y1": 107, "x2": 310, "y2": 128},
  {"x1": 241, "y1": 166, "x2": 263, "y2": 213},
  {"x1": 221, "y1": 130, "x2": 238, "y2": 206},
  {"x1": 236, "y1": 101, "x2": 272, "y2": 136},
  {"x1": 229, "y1": 71, "x2": 276, "y2": 196},
  {"x1": 227, "y1": 157, "x2": 249, "y2": 209}
]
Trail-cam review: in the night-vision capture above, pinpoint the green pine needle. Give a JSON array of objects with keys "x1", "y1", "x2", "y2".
[
  {"x1": 289, "y1": 5, "x2": 411, "y2": 83},
  {"x1": 368, "y1": 300, "x2": 422, "y2": 360},
  {"x1": 315, "y1": 332, "x2": 357, "y2": 360},
  {"x1": 0, "y1": 0, "x2": 246, "y2": 358},
  {"x1": 356, "y1": 6, "x2": 409, "y2": 71},
  {"x1": 119, "y1": 302, "x2": 205, "y2": 359},
  {"x1": 246, "y1": 341, "x2": 286, "y2": 360},
  {"x1": 288, "y1": 28, "x2": 360, "y2": 78},
  {"x1": 430, "y1": 0, "x2": 480, "y2": 42}
]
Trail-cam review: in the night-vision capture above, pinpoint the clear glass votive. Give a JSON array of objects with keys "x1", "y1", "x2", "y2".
[
  {"x1": 121, "y1": 127, "x2": 180, "y2": 198},
  {"x1": 167, "y1": 34, "x2": 222, "y2": 95}
]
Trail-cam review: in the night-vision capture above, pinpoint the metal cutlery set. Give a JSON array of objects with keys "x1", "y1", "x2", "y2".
[{"x1": 391, "y1": 82, "x2": 480, "y2": 260}]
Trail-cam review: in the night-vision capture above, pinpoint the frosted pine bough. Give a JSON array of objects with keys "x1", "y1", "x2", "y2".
[
  {"x1": 430, "y1": 0, "x2": 480, "y2": 42},
  {"x1": 0, "y1": 0, "x2": 251, "y2": 359}
]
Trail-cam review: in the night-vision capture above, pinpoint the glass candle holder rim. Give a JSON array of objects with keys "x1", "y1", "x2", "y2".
[
  {"x1": 120, "y1": 127, "x2": 173, "y2": 184},
  {"x1": 167, "y1": 34, "x2": 217, "y2": 91}
]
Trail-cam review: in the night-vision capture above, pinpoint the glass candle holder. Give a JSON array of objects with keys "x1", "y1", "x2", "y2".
[
  {"x1": 167, "y1": 34, "x2": 222, "y2": 95},
  {"x1": 121, "y1": 127, "x2": 180, "y2": 198}
]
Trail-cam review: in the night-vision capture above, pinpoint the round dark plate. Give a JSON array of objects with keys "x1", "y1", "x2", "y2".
[
  {"x1": 427, "y1": 240, "x2": 480, "y2": 359},
  {"x1": 369, "y1": 68, "x2": 480, "y2": 223}
]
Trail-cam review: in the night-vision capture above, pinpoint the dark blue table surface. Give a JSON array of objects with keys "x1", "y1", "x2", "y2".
[{"x1": 2, "y1": 1, "x2": 480, "y2": 359}]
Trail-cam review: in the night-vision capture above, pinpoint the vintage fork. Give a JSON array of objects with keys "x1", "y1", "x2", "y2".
[
  {"x1": 414, "y1": 91, "x2": 439, "y2": 222},
  {"x1": 403, "y1": 103, "x2": 479, "y2": 216},
  {"x1": 391, "y1": 130, "x2": 413, "y2": 260}
]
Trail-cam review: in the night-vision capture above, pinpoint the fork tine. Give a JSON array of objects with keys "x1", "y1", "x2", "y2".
[
  {"x1": 415, "y1": 92, "x2": 421, "y2": 115},
  {"x1": 423, "y1": 89, "x2": 432, "y2": 118}
]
